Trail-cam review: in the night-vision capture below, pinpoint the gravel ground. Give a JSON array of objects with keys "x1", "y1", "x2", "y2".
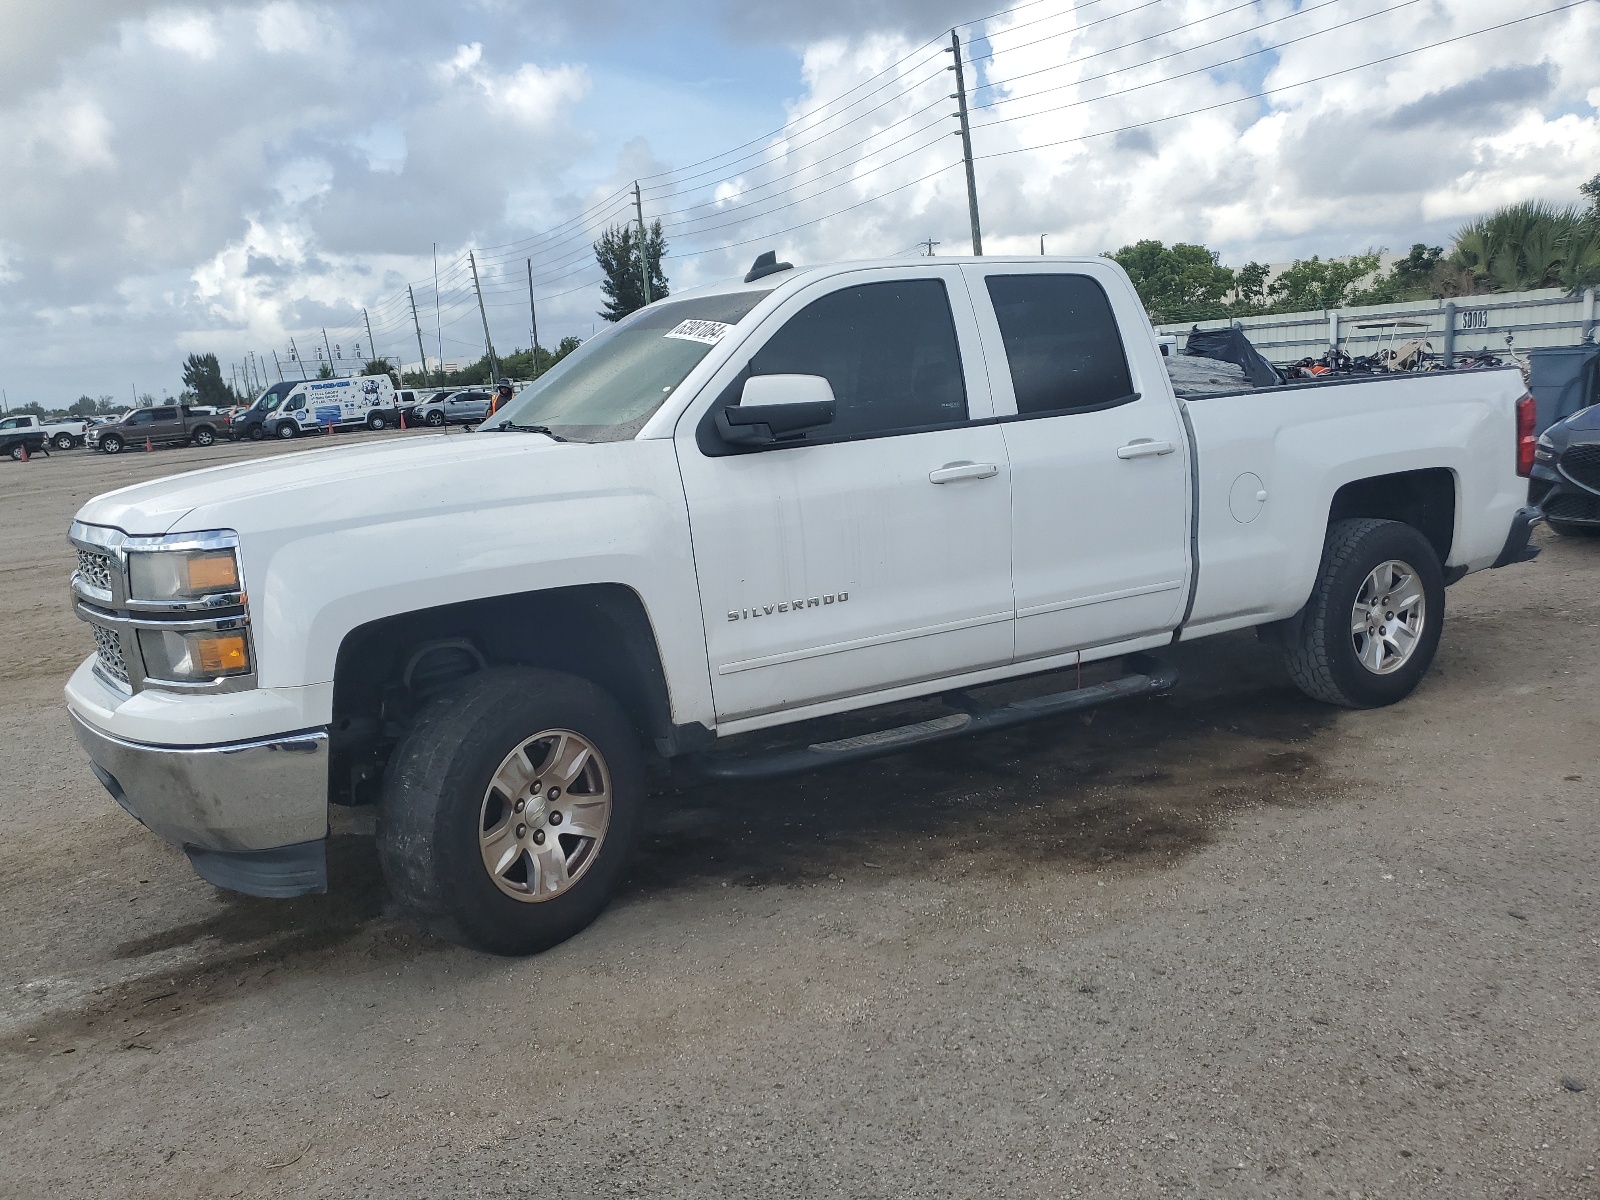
[{"x1": 1, "y1": 438, "x2": 1597, "y2": 1199}]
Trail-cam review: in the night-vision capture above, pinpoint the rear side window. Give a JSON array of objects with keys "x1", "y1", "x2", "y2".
[
  {"x1": 151, "y1": 407, "x2": 178, "y2": 421},
  {"x1": 748, "y1": 279, "x2": 967, "y2": 439},
  {"x1": 985, "y1": 274, "x2": 1134, "y2": 416}
]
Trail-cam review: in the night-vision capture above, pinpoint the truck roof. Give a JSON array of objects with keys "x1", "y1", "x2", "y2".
[{"x1": 667, "y1": 254, "x2": 1118, "y2": 304}]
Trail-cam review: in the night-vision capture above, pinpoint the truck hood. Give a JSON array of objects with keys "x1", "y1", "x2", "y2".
[{"x1": 74, "y1": 432, "x2": 576, "y2": 535}]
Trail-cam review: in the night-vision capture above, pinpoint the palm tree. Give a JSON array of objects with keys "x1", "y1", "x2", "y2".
[{"x1": 1451, "y1": 201, "x2": 1597, "y2": 292}]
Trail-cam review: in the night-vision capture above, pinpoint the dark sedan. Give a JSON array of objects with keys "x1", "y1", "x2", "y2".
[{"x1": 1530, "y1": 404, "x2": 1600, "y2": 536}]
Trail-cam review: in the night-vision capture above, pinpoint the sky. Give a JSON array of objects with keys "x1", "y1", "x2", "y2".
[{"x1": 1, "y1": 0, "x2": 1596, "y2": 407}]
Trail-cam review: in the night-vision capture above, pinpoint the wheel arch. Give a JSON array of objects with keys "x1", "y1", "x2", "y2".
[
  {"x1": 1327, "y1": 467, "x2": 1456, "y2": 565},
  {"x1": 329, "y1": 583, "x2": 678, "y2": 805}
]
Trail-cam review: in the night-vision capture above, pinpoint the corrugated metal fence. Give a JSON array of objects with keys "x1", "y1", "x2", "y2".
[{"x1": 1157, "y1": 286, "x2": 1598, "y2": 366}]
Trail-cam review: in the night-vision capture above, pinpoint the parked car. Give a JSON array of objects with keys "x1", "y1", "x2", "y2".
[
  {"x1": 1529, "y1": 403, "x2": 1600, "y2": 535},
  {"x1": 231, "y1": 376, "x2": 398, "y2": 440},
  {"x1": 86, "y1": 405, "x2": 222, "y2": 453},
  {"x1": 1, "y1": 425, "x2": 49, "y2": 460},
  {"x1": 0, "y1": 413, "x2": 90, "y2": 450},
  {"x1": 411, "y1": 389, "x2": 495, "y2": 426},
  {"x1": 64, "y1": 252, "x2": 1538, "y2": 955}
]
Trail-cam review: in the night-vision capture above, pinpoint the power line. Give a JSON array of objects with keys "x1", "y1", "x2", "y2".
[
  {"x1": 969, "y1": 0, "x2": 1429, "y2": 126},
  {"x1": 973, "y1": 0, "x2": 1590, "y2": 158}
]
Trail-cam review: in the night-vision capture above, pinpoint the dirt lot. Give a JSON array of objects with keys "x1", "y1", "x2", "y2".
[{"x1": 1, "y1": 438, "x2": 1597, "y2": 1199}]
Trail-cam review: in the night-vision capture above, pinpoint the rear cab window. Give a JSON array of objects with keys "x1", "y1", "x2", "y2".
[{"x1": 983, "y1": 274, "x2": 1135, "y2": 417}]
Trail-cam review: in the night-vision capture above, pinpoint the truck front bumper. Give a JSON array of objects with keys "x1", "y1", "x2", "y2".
[{"x1": 69, "y1": 709, "x2": 329, "y2": 898}]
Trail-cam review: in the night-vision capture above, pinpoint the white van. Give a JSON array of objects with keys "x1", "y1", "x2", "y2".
[{"x1": 244, "y1": 376, "x2": 397, "y2": 440}]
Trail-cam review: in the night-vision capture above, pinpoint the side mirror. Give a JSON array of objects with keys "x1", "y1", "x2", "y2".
[{"x1": 716, "y1": 374, "x2": 836, "y2": 446}]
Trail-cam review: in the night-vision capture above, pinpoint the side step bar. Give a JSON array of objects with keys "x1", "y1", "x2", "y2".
[{"x1": 688, "y1": 653, "x2": 1179, "y2": 781}]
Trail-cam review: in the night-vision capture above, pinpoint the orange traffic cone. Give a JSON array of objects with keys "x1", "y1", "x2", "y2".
[
  {"x1": 145, "y1": 437, "x2": 153, "y2": 452},
  {"x1": 17, "y1": 442, "x2": 26, "y2": 462},
  {"x1": 399, "y1": 410, "x2": 407, "y2": 430},
  {"x1": 325, "y1": 421, "x2": 333, "y2": 437}
]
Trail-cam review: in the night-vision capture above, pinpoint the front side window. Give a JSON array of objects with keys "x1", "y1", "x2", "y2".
[
  {"x1": 746, "y1": 278, "x2": 967, "y2": 440},
  {"x1": 985, "y1": 274, "x2": 1134, "y2": 416},
  {"x1": 0, "y1": 418, "x2": 17, "y2": 430},
  {"x1": 491, "y1": 290, "x2": 772, "y2": 442},
  {"x1": 127, "y1": 410, "x2": 153, "y2": 425}
]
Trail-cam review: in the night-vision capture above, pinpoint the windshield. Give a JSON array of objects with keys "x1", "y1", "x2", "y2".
[
  {"x1": 255, "y1": 381, "x2": 295, "y2": 412},
  {"x1": 491, "y1": 290, "x2": 772, "y2": 442}
]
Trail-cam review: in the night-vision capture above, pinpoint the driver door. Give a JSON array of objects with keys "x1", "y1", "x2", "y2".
[{"x1": 675, "y1": 266, "x2": 1015, "y2": 725}]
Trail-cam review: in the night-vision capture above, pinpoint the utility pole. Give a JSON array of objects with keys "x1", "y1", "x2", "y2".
[
  {"x1": 363, "y1": 308, "x2": 376, "y2": 370},
  {"x1": 272, "y1": 350, "x2": 284, "y2": 382},
  {"x1": 1040, "y1": 235, "x2": 1047, "y2": 256},
  {"x1": 947, "y1": 30, "x2": 983, "y2": 256},
  {"x1": 633, "y1": 181, "x2": 652, "y2": 306},
  {"x1": 432, "y1": 243, "x2": 443, "y2": 379},
  {"x1": 920, "y1": 238, "x2": 940, "y2": 257},
  {"x1": 408, "y1": 286, "x2": 429, "y2": 384},
  {"x1": 288, "y1": 337, "x2": 304, "y2": 380},
  {"x1": 526, "y1": 259, "x2": 542, "y2": 377},
  {"x1": 321, "y1": 327, "x2": 335, "y2": 376},
  {"x1": 469, "y1": 251, "x2": 499, "y2": 383}
]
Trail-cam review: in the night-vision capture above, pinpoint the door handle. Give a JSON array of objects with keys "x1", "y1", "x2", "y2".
[
  {"x1": 1116, "y1": 439, "x2": 1176, "y2": 460},
  {"x1": 929, "y1": 461, "x2": 1000, "y2": 484}
]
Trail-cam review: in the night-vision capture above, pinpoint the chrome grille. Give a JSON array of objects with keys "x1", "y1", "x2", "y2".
[
  {"x1": 91, "y1": 624, "x2": 129, "y2": 684},
  {"x1": 1558, "y1": 444, "x2": 1600, "y2": 494},
  {"x1": 77, "y1": 549, "x2": 114, "y2": 592}
]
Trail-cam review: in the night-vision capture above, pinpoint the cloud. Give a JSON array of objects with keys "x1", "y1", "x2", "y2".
[
  {"x1": 1383, "y1": 63, "x2": 1555, "y2": 132},
  {"x1": 2, "y1": 0, "x2": 1599, "y2": 404}
]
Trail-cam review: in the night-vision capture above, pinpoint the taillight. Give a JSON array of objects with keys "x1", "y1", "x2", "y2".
[{"x1": 1516, "y1": 393, "x2": 1536, "y2": 477}]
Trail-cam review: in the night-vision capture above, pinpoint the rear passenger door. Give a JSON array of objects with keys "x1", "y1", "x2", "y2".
[
  {"x1": 146, "y1": 406, "x2": 183, "y2": 444},
  {"x1": 965, "y1": 264, "x2": 1191, "y2": 662}
]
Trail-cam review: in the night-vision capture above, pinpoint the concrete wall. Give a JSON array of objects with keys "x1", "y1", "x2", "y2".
[{"x1": 1157, "y1": 286, "x2": 1598, "y2": 366}]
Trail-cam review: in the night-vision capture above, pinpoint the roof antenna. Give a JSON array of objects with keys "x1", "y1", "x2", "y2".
[{"x1": 745, "y1": 251, "x2": 793, "y2": 283}]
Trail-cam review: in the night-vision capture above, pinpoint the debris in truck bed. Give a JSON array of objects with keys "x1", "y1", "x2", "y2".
[
  {"x1": 1166, "y1": 354, "x2": 1251, "y2": 396},
  {"x1": 1184, "y1": 326, "x2": 1282, "y2": 387}
]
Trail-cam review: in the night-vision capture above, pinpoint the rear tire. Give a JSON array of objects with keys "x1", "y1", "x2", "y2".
[
  {"x1": 191, "y1": 426, "x2": 215, "y2": 446},
  {"x1": 101, "y1": 434, "x2": 123, "y2": 454},
  {"x1": 53, "y1": 433, "x2": 74, "y2": 451},
  {"x1": 1282, "y1": 518, "x2": 1444, "y2": 709},
  {"x1": 9, "y1": 444, "x2": 25, "y2": 461},
  {"x1": 377, "y1": 667, "x2": 644, "y2": 955},
  {"x1": 247, "y1": 425, "x2": 265, "y2": 441},
  {"x1": 367, "y1": 411, "x2": 388, "y2": 431}
]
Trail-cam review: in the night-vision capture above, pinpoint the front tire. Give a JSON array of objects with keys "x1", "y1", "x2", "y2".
[
  {"x1": 425, "y1": 410, "x2": 445, "y2": 427},
  {"x1": 101, "y1": 434, "x2": 124, "y2": 454},
  {"x1": 247, "y1": 425, "x2": 265, "y2": 441},
  {"x1": 275, "y1": 422, "x2": 297, "y2": 440},
  {"x1": 1282, "y1": 518, "x2": 1445, "y2": 709},
  {"x1": 377, "y1": 667, "x2": 644, "y2": 955}
]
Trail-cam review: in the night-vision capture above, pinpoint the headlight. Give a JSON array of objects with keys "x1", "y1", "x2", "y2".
[
  {"x1": 136, "y1": 628, "x2": 252, "y2": 681},
  {"x1": 128, "y1": 547, "x2": 240, "y2": 601},
  {"x1": 1535, "y1": 433, "x2": 1556, "y2": 462}
]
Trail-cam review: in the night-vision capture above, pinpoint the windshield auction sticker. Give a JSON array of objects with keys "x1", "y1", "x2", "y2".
[{"x1": 664, "y1": 319, "x2": 733, "y2": 345}]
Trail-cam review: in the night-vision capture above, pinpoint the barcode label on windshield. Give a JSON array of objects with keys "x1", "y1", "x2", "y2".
[{"x1": 664, "y1": 320, "x2": 732, "y2": 345}]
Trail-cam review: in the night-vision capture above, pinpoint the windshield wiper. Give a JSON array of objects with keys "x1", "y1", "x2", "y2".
[{"x1": 491, "y1": 421, "x2": 567, "y2": 441}]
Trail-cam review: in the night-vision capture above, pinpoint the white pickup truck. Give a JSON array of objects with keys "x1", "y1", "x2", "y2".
[
  {"x1": 64, "y1": 254, "x2": 1539, "y2": 954},
  {"x1": 2, "y1": 413, "x2": 90, "y2": 450}
]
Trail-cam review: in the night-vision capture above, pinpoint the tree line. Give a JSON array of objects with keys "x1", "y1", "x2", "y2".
[{"x1": 1113, "y1": 174, "x2": 1600, "y2": 325}]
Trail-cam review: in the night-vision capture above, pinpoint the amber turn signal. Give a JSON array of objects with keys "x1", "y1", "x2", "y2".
[
  {"x1": 184, "y1": 552, "x2": 239, "y2": 592},
  {"x1": 195, "y1": 634, "x2": 249, "y2": 674}
]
